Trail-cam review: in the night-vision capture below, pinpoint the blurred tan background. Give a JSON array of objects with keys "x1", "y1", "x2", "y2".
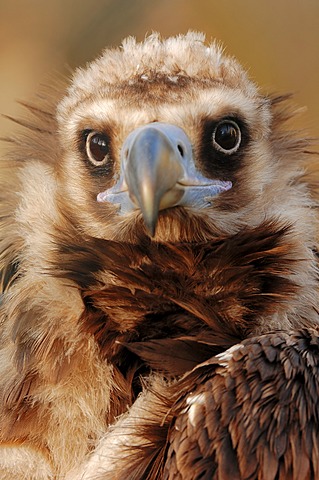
[{"x1": 1, "y1": 0, "x2": 318, "y2": 144}]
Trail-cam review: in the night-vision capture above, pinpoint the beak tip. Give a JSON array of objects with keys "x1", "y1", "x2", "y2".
[{"x1": 144, "y1": 216, "x2": 157, "y2": 237}]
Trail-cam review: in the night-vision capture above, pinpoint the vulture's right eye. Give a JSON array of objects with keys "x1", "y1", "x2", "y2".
[{"x1": 85, "y1": 131, "x2": 110, "y2": 165}]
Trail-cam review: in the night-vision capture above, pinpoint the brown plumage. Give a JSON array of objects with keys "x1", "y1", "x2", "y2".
[
  {"x1": 0, "y1": 32, "x2": 318, "y2": 479},
  {"x1": 95, "y1": 328, "x2": 319, "y2": 480}
]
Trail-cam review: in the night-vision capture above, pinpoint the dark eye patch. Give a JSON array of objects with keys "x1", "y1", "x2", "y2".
[{"x1": 198, "y1": 115, "x2": 250, "y2": 181}]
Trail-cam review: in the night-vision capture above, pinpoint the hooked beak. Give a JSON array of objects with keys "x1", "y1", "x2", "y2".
[{"x1": 97, "y1": 123, "x2": 232, "y2": 236}]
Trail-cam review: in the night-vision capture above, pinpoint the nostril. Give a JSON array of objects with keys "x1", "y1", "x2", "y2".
[{"x1": 177, "y1": 144, "x2": 185, "y2": 158}]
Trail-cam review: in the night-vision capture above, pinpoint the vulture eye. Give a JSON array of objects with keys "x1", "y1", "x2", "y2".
[
  {"x1": 212, "y1": 120, "x2": 241, "y2": 154},
  {"x1": 86, "y1": 131, "x2": 110, "y2": 165}
]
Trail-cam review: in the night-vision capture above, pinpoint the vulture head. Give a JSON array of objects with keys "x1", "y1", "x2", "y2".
[
  {"x1": 56, "y1": 32, "x2": 308, "y2": 244},
  {"x1": 0, "y1": 32, "x2": 318, "y2": 479}
]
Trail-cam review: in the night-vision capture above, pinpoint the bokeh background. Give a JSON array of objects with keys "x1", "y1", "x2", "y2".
[{"x1": 1, "y1": 0, "x2": 318, "y2": 146}]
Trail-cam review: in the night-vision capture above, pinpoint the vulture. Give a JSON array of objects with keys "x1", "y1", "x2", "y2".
[{"x1": 0, "y1": 32, "x2": 319, "y2": 479}]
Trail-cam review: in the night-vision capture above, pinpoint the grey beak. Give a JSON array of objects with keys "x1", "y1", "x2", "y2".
[{"x1": 123, "y1": 125, "x2": 185, "y2": 236}]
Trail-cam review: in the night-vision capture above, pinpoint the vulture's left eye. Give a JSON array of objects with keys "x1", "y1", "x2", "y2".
[
  {"x1": 86, "y1": 132, "x2": 110, "y2": 165},
  {"x1": 212, "y1": 120, "x2": 241, "y2": 154}
]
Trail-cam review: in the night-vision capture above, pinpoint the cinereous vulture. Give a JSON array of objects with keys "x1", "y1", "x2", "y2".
[{"x1": 0, "y1": 32, "x2": 318, "y2": 479}]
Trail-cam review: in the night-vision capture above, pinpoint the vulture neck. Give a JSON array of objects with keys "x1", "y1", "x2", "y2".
[{"x1": 50, "y1": 219, "x2": 319, "y2": 401}]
